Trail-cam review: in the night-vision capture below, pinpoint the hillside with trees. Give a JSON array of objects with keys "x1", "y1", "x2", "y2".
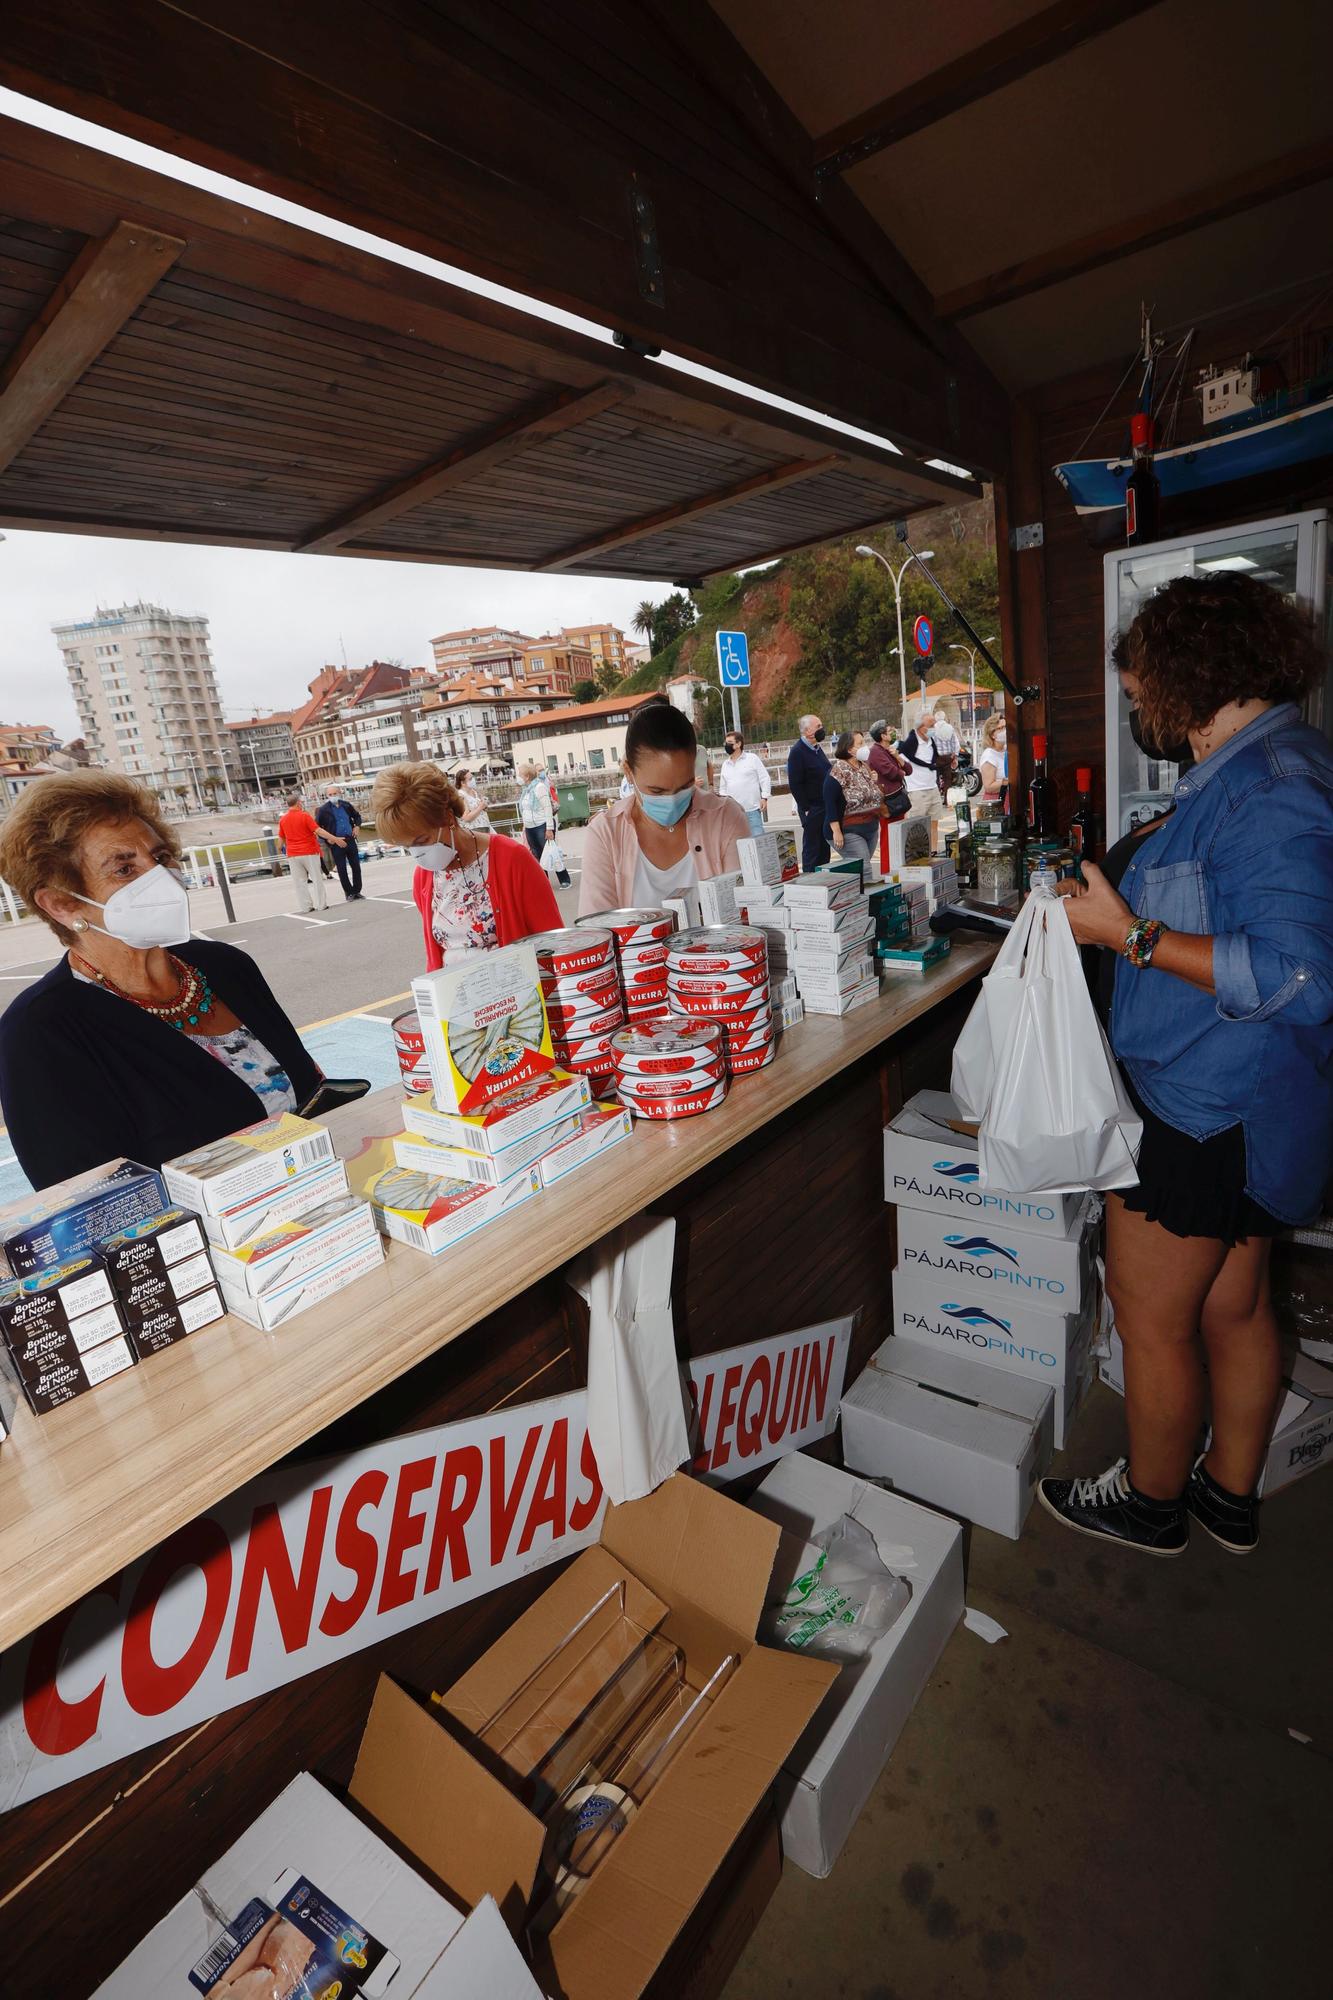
[{"x1": 623, "y1": 489, "x2": 1003, "y2": 732}]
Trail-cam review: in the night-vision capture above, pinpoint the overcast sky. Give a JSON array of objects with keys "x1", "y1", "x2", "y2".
[{"x1": 1, "y1": 530, "x2": 662, "y2": 737}]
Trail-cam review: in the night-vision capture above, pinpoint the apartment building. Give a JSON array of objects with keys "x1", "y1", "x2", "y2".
[
  {"x1": 520, "y1": 639, "x2": 593, "y2": 696},
  {"x1": 558, "y1": 623, "x2": 628, "y2": 676},
  {"x1": 228, "y1": 712, "x2": 300, "y2": 793},
  {"x1": 430, "y1": 626, "x2": 533, "y2": 679},
  {"x1": 503, "y1": 692, "x2": 660, "y2": 774},
  {"x1": 53, "y1": 601, "x2": 232, "y2": 803},
  {"x1": 416, "y1": 688, "x2": 572, "y2": 770},
  {"x1": 290, "y1": 662, "x2": 415, "y2": 788}
]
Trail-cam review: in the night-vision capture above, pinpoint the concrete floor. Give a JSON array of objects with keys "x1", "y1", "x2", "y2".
[{"x1": 723, "y1": 1383, "x2": 1330, "y2": 2000}]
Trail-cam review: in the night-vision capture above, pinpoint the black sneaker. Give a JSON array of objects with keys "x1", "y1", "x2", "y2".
[
  {"x1": 1037, "y1": 1457, "x2": 1188, "y2": 1557},
  {"x1": 1186, "y1": 1455, "x2": 1259, "y2": 1555}
]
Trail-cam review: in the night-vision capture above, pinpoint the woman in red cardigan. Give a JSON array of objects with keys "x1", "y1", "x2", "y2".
[{"x1": 371, "y1": 762, "x2": 560, "y2": 972}]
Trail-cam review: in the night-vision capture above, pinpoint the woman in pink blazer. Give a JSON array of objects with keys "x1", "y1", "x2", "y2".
[{"x1": 579, "y1": 702, "x2": 749, "y2": 914}]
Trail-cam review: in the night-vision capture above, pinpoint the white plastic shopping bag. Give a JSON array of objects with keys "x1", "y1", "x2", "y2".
[
  {"x1": 568, "y1": 1214, "x2": 691, "y2": 1505},
  {"x1": 951, "y1": 890, "x2": 1141, "y2": 1193},
  {"x1": 539, "y1": 838, "x2": 567, "y2": 877}
]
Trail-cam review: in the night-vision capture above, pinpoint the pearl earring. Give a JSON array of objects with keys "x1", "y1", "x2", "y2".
[{"x1": 71, "y1": 918, "x2": 88, "y2": 932}]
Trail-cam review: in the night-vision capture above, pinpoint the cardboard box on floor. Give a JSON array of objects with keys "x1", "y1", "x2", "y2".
[
  {"x1": 350, "y1": 1473, "x2": 837, "y2": 2000},
  {"x1": 93, "y1": 1771, "x2": 542, "y2": 1998},
  {"x1": 748, "y1": 1452, "x2": 964, "y2": 1877}
]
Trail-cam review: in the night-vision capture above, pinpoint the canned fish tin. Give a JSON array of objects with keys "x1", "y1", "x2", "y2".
[
  {"x1": 623, "y1": 1002, "x2": 672, "y2": 1027},
  {"x1": 667, "y1": 964, "x2": 769, "y2": 998},
  {"x1": 617, "y1": 940, "x2": 672, "y2": 972},
  {"x1": 620, "y1": 960, "x2": 673, "y2": 992},
  {"x1": 528, "y1": 927, "x2": 615, "y2": 977},
  {"x1": 667, "y1": 926, "x2": 769, "y2": 970},
  {"x1": 619, "y1": 1076, "x2": 729, "y2": 1120},
  {"x1": 392, "y1": 1009, "x2": 432, "y2": 1094},
  {"x1": 668, "y1": 984, "x2": 773, "y2": 1021},
  {"x1": 611, "y1": 1022, "x2": 724, "y2": 1074},
  {"x1": 545, "y1": 998, "x2": 626, "y2": 1041},
  {"x1": 719, "y1": 1014, "x2": 775, "y2": 1056},
  {"x1": 559, "y1": 1029, "x2": 623, "y2": 1072},
  {"x1": 540, "y1": 964, "x2": 622, "y2": 1006},
  {"x1": 577, "y1": 908, "x2": 675, "y2": 948},
  {"x1": 616, "y1": 1057, "x2": 728, "y2": 1099},
  {"x1": 726, "y1": 1039, "x2": 777, "y2": 1077}
]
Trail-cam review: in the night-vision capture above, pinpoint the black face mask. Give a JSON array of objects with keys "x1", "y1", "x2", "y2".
[
  {"x1": 813, "y1": 727, "x2": 826, "y2": 743},
  {"x1": 725, "y1": 742, "x2": 739, "y2": 755},
  {"x1": 1128, "y1": 705, "x2": 1192, "y2": 765}
]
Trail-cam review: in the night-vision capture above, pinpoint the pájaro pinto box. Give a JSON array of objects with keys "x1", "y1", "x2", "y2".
[{"x1": 883, "y1": 1089, "x2": 1083, "y2": 1240}]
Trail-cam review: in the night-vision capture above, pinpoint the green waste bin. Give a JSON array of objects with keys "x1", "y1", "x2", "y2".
[{"x1": 555, "y1": 780, "x2": 590, "y2": 827}]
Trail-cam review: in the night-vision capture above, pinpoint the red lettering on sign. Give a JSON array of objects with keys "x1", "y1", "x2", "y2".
[
  {"x1": 790, "y1": 1345, "x2": 810, "y2": 1437},
  {"x1": 378, "y1": 1457, "x2": 438, "y2": 1614},
  {"x1": 424, "y1": 1445, "x2": 483, "y2": 1594},
  {"x1": 319, "y1": 1469, "x2": 389, "y2": 1639},
  {"x1": 517, "y1": 1419, "x2": 568, "y2": 1556},
  {"x1": 766, "y1": 1350, "x2": 796, "y2": 1444},
  {"x1": 489, "y1": 1425, "x2": 540, "y2": 1564},
  {"x1": 123, "y1": 1521, "x2": 233, "y2": 1718},
  {"x1": 802, "y1": 1337, "x2": 833, "y2": 1429},
  {"x1": 22, "y1": 1581, "x2": 120, "y2": 1757},
  {"x1": 737, "y1": 1357, "x2": 770, "y2": 1458},
  {"x1": 689, "y1": 1370, "x2": 714, "y2": 1472},
  {"x1": 569, "y1": 1429, "x2": 603, "y2": 1532},
  {"x1": 710, "y1": 1365, "x2": 744, "y2": 1470},
  {"x1": 226, "y1": 1487, "x2": 333, "y2": 1679}
]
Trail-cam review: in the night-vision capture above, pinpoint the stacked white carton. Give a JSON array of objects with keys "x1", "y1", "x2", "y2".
[
  {"x1": 736, "y1": 862, "x2": 804, "y2": 1030},
  {"x1": 164, "y1": 1113, "x2": 385, "y2": 1332},
  {"x1": 784, "y1": 872, "x2": 877, "y2": 1017}
]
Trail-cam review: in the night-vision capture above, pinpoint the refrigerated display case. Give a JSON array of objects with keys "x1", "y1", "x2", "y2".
[{"x1": 1103, "y1": 508, "x2": 1331, "y2": 840}]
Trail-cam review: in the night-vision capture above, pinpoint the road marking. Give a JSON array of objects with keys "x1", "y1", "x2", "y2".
[
  {"x1": 300, "y1": 989, "x2": 412, "y2": 1032},
  {"x1": 0, "y1": 973, "x2": 38, "y2": 982},
  {"x1": 363, "y1": 896, "x2": 416, "y2": 908},
  {"x1": 283, "y1": 913, "x2": 347, "y2": 927}
]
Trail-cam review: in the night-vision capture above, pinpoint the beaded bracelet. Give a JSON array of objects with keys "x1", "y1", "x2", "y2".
[{"x1": 1123, "y1": 916, "x2": 1166, "y2": 968}]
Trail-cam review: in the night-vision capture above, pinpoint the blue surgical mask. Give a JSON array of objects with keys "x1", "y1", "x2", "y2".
[{"x1": 636, "y1": 784, "x2": 694, "y2": 828}]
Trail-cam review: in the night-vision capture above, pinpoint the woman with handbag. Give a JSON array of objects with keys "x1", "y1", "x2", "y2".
[
  {"x1": 1039, "y1": 572, "x2": 1333, "y2": 1558},
  {"x1": 822, "y1": 731, "x2": 883, "y2": 862}
]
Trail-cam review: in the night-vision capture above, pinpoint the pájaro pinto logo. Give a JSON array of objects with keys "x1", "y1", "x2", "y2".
[
  {"x1": 942, "y1": 1233, "x2": 1019, "y2": 1265},
  {"x1": 932, "y1": 1158, "x2": 980, "y2": 1183},
  {"x1": 939, "y1": 1303, "x2": 1012, "y2": 1333}
]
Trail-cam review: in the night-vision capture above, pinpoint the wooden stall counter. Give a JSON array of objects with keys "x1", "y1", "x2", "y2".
[{"x1": 0, "y1": 942, "x2": 993, "y2": 1655}]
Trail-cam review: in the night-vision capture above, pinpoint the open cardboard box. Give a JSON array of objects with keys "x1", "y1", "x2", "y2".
[{"x1": 350, "y1": 1473, "x2": 837, "y2": 2000}]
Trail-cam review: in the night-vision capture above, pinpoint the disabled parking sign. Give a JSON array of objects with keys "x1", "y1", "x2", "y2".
[{"x1": 716, "y1": 629, "x2": 751, "y2": 686}]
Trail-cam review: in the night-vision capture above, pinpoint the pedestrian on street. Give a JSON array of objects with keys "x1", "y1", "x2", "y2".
[
  {"x1": 979, "y1": 711, "x2": 1009, "y2": 808},
  {"x1": 717, "y1": 729, "x2": 771, "y2": 838},
  {"x1": 277, "y1": 793, "x2": 333, "y2": 912},
  {"x1": 517, "y1": 762, "x2": 555, "y2": 862},
  {"x1": 787, "y1": 714, "x2": 830, "y2": 871},
  {"x1": 897, "y1": 709, "x2": 946, "y2": 852},
  {"x1": 930, "y1": 705, "x2": 961, "y2": 797},
  {"x1": 823, "y1": 731, "x2": 883, "y2": 862},
  {"x1": 455, "y1": 768, "x2": 493, "y2": 832},
  {"x1": 316, "y1": 784, "x2": 364, "y2": 901},
  {"x1": 866, "y1": 719, "x2": 912, "y2": 820}
]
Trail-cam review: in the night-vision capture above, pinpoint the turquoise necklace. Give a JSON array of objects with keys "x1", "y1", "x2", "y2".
[{"x1": 73, "y1": 951, "x2": 217, "y2": 1031}]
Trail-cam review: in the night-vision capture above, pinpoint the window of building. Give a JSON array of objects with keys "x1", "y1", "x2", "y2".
[{"x1": 589, "y1": 749, "x2": 606, "y2": 769}]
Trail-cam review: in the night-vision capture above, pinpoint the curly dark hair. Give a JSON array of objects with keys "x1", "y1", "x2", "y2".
[{"x1": 1112, "y1": 570, "x2": 1326, "y2": 749}]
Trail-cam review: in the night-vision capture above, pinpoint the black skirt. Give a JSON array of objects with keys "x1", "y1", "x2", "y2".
[{"x1": 1119, "y1": 1078, "x2": 1281, "y2": 1246}]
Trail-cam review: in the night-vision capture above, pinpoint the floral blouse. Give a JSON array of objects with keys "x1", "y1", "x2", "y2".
[{"x1": 431, "y1": 850, "x2": 498, "y2": 958}]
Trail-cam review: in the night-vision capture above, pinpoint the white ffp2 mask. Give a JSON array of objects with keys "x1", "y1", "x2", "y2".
[
  {"x1": 76, "y1": 865, "x2": 192, "y2": 949},
  {"x1": 408, "y1": 836, "x2": 457, "y2": 872}
]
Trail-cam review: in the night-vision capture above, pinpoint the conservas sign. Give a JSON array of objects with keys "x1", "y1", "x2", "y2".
[{"x1": 0, "y1": 1318, "x2": 851, "y2": 1812}]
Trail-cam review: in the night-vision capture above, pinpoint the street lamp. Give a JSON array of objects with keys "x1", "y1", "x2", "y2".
[
  {"x1": 949, "y1": 638, "x2": 996, "y2": 749},
  {"x1": 856, "y1": 544, "x2": 935, "y2": 713}
]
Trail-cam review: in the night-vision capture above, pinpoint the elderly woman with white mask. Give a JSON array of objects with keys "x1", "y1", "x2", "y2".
[{"x1": 0, "y1": 771, "x2": 325, "y2": 1184}]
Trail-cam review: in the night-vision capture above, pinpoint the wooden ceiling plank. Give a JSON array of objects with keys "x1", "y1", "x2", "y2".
[
  {"x1": 0, "y1": 218, "x2": 183, "y2": 473},
  {"x1": 296, "y1": 380, "x2": 626, "y2": 552},
  {"x1": 935, "y1": 136, "x2": 1333, "y2": 322},
  {"x1": 539, "y1": 453, "x2": 839, "y2": 570},
  {"x1": 813, "y1": 0, "x2": 1164, "y2": 173}
]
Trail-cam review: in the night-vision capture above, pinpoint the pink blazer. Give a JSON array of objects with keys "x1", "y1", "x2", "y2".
[{"x1": 577, "y1": 791, "x2": 749, "y2": 914}]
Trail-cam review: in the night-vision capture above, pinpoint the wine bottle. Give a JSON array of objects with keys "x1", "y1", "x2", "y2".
[
  {"x1": 1068, "y1": 767, "x2": 1094, "y2": 859},
  {"x1": 1027, "y1": 733, "x2": 1058, "y2": 839},
  {"x1": 1125, "y1": 412, "x2": 1160, "y2": 546}
]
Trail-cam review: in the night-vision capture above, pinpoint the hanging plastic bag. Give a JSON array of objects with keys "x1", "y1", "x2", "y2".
[
  {"x1": 568, "y1": 1215, "x2": 691, "y2": 1506},
  {"x1": 952, "y1": 888, "x2": 1141, "y2": 1193},
  {"x1": 762, "y1": 1514, "x2": 912, "y2": 1661},
  {"x1": 540, "y1": 838, "x2": 568, "y2": 877}
]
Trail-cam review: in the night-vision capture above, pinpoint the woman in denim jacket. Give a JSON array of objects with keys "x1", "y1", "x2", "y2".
[{"x1": 1039, "y1": 572, "x2": 1333, "y2": 1558}]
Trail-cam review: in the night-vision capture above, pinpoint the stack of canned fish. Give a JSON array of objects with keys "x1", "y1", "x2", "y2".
[
  {"x1": 664, "y1": 926, "x2": 777, "y2": 1078},
  {"x1": 528, "y1": 927, "x2": 626, "y2": 1081},
  {"x1": 576, "y1": 908, "x2": 675, "y2": 1028},
  {"x1": 609, "y1": 1019, "x2": 729, "y2": 1119}
]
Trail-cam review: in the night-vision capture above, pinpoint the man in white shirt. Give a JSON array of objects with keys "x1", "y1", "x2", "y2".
[
  {"x1": 717, "y1": 731, "x2": 772, "y2": 837},
  {"x1": 898, "y1": 709, "x2": 946, "y2": 852}
]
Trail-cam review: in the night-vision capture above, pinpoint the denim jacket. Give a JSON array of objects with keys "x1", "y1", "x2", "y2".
[{"x1": 1111, "y1": 703, "x2": 1333, "y2": 1223}]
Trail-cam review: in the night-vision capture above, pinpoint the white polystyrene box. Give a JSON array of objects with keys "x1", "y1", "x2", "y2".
[{"x1": 884, "y1": 1089, "x2": 1083, "y2": 1239}]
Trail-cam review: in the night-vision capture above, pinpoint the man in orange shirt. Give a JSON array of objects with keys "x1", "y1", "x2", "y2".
[{"x1": 277, "y1": 792, "x2": 332, "y2": 912}]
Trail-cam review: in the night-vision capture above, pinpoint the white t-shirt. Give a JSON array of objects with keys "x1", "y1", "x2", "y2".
[
  {"x1": 717, "y1": 749, "x2": 771, "y2": 815},
  {"x1": 901, "y1": 730, "x2": 939, "y2": 795},
  {"x1": 632, "y1": 846, "x2": 699, "y2": 907},
  {"x1": 980, "y1": 745, "x2": 1008, "y2": 787}
]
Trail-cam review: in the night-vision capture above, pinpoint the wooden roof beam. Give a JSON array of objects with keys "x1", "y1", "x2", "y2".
[
  {"x1": 0, "y1": 218, "x2": 183, "y2": 474},
  {"x1": 813, "y1": 0, "x2": 1164, "y2": 174},
  {"x1": 539, "y1": 454, "x2": 840, "y2": 572},
  {"x1": 297, "y1": 382, "x2": 627, "y2": 554},
  {"x1": 935, "y1": 136, "x2": 1333, "y2": 321}
]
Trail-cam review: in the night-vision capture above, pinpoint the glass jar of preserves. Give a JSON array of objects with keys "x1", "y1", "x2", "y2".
[
  {"x1": 1025, "y1": 842, "x2": 1075, "y2": 886},
  {"x1": 976, "y1": 834, "x2": 1021, "y2": 903}
]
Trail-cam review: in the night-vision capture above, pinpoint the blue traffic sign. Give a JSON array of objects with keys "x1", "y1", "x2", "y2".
[
  {"x1": 716, "y1": 629, "x2": 751, "y2": 687},
  {"x1": 913, "y1": 614, "x2": 934, "y2": 657}
]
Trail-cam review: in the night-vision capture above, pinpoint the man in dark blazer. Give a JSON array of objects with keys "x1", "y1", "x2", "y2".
[
  {"x1": 787, "y1": 714, "x2": 830, "y2": 871},
  {"x1": 316, "y1": 785, "x2": 364, "y2": 901}
]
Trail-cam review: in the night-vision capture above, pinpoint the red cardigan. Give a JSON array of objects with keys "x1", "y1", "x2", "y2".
[{"x1": 413, "y1": 832, "x2": 562, "y2": 972}]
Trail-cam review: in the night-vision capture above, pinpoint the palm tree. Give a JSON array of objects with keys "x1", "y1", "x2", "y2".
[{"x1": 632, "y1": 600, "x2": 658, "y2": 645}]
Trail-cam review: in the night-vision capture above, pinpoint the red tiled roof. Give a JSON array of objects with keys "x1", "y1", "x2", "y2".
[{"x1": 503, "y1": 691, "x2": 659, "y2": 731}]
